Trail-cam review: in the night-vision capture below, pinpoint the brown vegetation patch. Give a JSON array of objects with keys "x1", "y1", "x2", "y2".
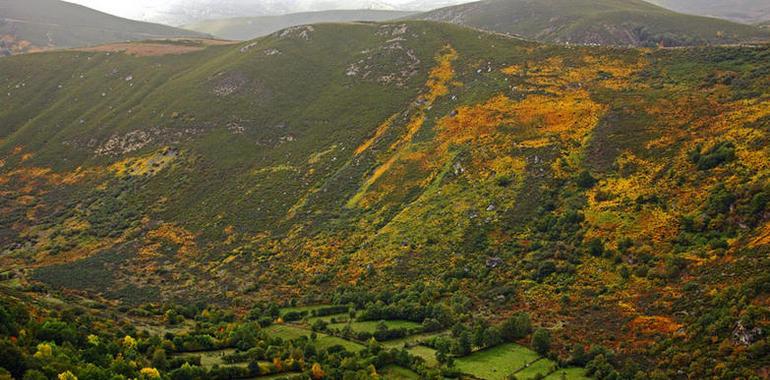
[
  {"x1": 140, "y1": 223, "x2": 198, "y2": 257},
  {"x1": 749, "y1": 222, "x2": 770, "y2": 248},
  {"x1": 76, "y1": 39, "x2": 235, "y2": 57},
  {"x1": 629, "y1": 315, "x2": 683, "y2": 336}
]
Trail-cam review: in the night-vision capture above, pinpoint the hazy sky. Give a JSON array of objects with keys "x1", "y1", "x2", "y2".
[
  {"x1": 67, "y1": 0, "x2": 431, "y2": 20},
  {"x1": 67, "y1": 0, "x2": 159, "y2": 19}
]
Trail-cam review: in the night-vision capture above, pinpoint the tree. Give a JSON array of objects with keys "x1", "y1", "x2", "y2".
[
  {"x1": 483, "y1": 326, "x2": 502, "y2": 347},
  {"x1": 455, "y1": 332, "x2": 472, "y2": 356},
  {"x1": 229, "y1": 322, "x2": 259, "y2": 350},
  {"x1": 577, "y1": 170, "x2": 597, "y2": 188},
  {"x1": 587, "y1": 238, "x2": 604, "y2": 257},
  {"x1": 472, "y1": 321, "x2": 487, "y2": 348},
  {"x1": 122, "y1": 335, "x2": 138, "y2": 350},
  {"x1": 169, "y1": 363, "x2": 207, "y2": 380},
  {"x1": 750, "y1": 191, "x2": 768, "y2": 215},
  {"x1": 22, "y1": 370, "x2": 47, "y2": 380},
  {"x1": 501, "y1": 313, "x2": 532, "y2": 341},
  {"x1": 76, "y1": 364, "x2": 110, "y2": 380},
  {"x1": 0, "y1": 306, "x2": 16, "y2": 335},
  {"x1": 139, "y1": 368, "x2": 161, "y2": 379},
  {"x1": 534, "y1": 260, "x2": 557, "y2": 282},
  {"x1": 36, "y1": 320, "x2": 78, "y2": 345},
  {"x1": 586, "y1": 354, "x2": 619, "y2": 379},
  {"x1": 311, "y1": 363, "x2": 325, "y2": 379},
  {"x1": 436, "y1": 350, "x2": 449, "y2": 365},
  {"x1": 151, "y1": 348, "x2": 168, "y2": 370},
  {"x1": 266, "y1": 303, "x2": 280, "y2": 319},
  {"x1": 569, "y1": 344, "x2": 588, "y2": 366},
  {"x1": 58, "y1": 372, "x2": 78, "y2": 380},
  {"x1": 0, "y1": 340, "x2": 25, "y2": 379},
  {"x1": 247, "y1": 361, "x2": 263, "y2": 376},
  {"x1": 532, "y1": 329, "x2": 551, "y2": 355},
  {"x1": 311, "y1": 320, "x2": 327, "y2": 332}
]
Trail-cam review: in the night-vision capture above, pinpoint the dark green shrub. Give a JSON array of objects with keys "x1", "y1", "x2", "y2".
[{"x1": 689, "y1": 141, "x2": 736, "y2": 170}]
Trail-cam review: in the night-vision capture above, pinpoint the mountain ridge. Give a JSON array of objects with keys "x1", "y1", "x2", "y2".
[
  {"x1": 0, "y1": 0, "x2": 206, "y2": 55},
  {"x1": 184, "y1": 9, "x2": 417, "y2": 40},
  {"x1": 114, "y1": 0, "x2": 469, "y2": 26},
  {"x1": 647, "y1": 0, "x2": 770, "y2": 24},
  {"x1": 413, "y1": 0, "x2": 770, "y2": 47}
]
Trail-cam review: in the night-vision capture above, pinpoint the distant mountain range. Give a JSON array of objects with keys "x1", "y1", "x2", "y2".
[
  {"x1": 3, "y1": 0, "x2": 768, "y2": 55},
  {"x1": 647, "y1": 0, "x2": 770, "y2": 24},
  {"x1": 182, "y1": 0, "x2": 770, "y2": 46},
  {"x1": 184, "y1": 10, "x2": 416, "y2": 40},
  {"x1": 0, "y1": 0, "x2": 204, "y2": 55},
  {"x1": 128, "y1": 0, "x2": 470, "y2": 26},
  {"x1": 414, "y1": 0, "x2": 770, "y2": 47},
  {"x1": 62, "y1": 0, "x2": 770, "y2": 27}
]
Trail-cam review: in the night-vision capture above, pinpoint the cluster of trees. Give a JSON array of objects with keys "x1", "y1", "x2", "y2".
[
  {"x1": 2, "y1": 288, "x2": 566, "y2": 380},
  {"x1": 328, "y1": 285, "x2": 455, "y2": 331},
  {"x1": 424, "y1": 312, "x2": 539, "y2": 362},
  {"x1": 321, "y1": 320, "x2": 419, "y2": 343},
  {"x1": 21, "y1": 271, "x2": 768, "y2": 380},
  {"x1": 357, "y1": 301, "x2": 451, "y2": 328},
  {"x1": 0, "y1": 298, "x2": 432, "y2": 380},
  {"x1": 283, "y1": 305, "x2": 349, "y2": 323}
]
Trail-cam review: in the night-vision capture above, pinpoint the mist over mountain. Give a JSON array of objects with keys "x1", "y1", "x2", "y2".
[
  {"x1": 184, "y1": 9, "x2": 416, "y2": 40},
  {"x1": 0, "y1": 0, "x2": 204, "y2": 55},
  {"x1": 647, "y1": 0, "x2": 770, "y2": 24},
  {"x1": 67, "y1": 0, "x2": 473, "y2": 26}
]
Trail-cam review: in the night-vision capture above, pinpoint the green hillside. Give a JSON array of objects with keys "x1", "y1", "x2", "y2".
[
  {"x1": 648, "y1": 0, "x2": 770, "y2": 24},
  {"x1": 414, "y1": 0, "x2": 770, "y2": 46},
  {"x1": 0, "y1": 0, "x2": 205, "y2": 55},
  {"x1": 184, "y1": 9, "x2": 417, "y2": 40},
  {"x1": 1, "y1": 20, "x2": 770, "y2": 378}
]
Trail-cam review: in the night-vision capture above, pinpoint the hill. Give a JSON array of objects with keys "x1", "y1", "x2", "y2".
[
  {"x1": 0, "y1": 21, "x2": 769, "y2": 378},
  {"x1": 110, "y1": 0, "x2": 410, "y2": 26},
  {"x1": 0, "y1": 0, "x2": 205, "y2": 55},
  {"x1": 414, "y1": 0, "x2": 770, "y2": 46},
  {"x1": 648, "y1": 0, "x2": 770, "y2": 24},
  {"x1": 184, "y1": 10, "x2": 417, "y2": 40}
]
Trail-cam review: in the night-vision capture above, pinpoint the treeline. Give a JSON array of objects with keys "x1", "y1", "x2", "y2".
[{"x1": 283, "y1": 305, "x2": 350, "y2": 322}]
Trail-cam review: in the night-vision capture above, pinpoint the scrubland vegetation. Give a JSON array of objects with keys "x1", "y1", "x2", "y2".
[{"x1": 0, "y1": 17, "x2": 769, "y2": 379}]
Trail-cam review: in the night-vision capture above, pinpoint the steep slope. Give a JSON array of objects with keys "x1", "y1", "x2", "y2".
[
  {"x1": 0, "y1": 0, "x2": 205, "y2": 55},
  {"x1": 648, "y1": 0, "x2": 770, "y2": 24},
  {"x1": 1, "y1": 21, "x2": 770, "y2": 377},
  {"x1": 414, "y1": 0, "x2": 770, "y2": 46},
  {"x1": 184, "y1": 10, "x2": 417, "y2": 40}
]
